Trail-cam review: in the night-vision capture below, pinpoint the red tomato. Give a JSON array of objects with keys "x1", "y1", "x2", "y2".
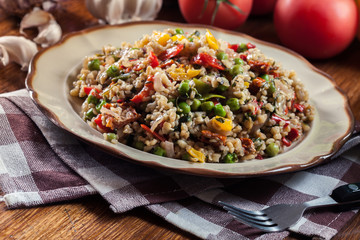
[
  {"x1": 274, "y1": 0, "x2": 358, "y2": 59},
  {"x1": 178, "y1": 0, "x2": 253, "y2": 30},
  {"x1": 251, "y1": 0, "x2": 277, "y2": 15}
]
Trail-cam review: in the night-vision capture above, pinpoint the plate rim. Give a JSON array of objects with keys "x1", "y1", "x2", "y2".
[{"x1": 26, "y1": 20, "x2": 355, "y2": 178}]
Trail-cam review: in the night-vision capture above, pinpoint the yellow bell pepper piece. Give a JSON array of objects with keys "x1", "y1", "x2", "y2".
[
  {"x1": 171, "y1": 35, "x2": 186, "y2": 42},
  {"x1": 206, "y1": 30, "x2": 219, "y2": 50},
  {"x1": 244, "y1": 82, "x2": 250, "y2": 88},
  {"x1": 188, "y1": 148, "x2": 205, "y2": 163},
  {"x1": 169, "y1": 67, "x2": 201, "y2": 81},
  {"x1": 154, "y1": 32, "x2": 171, "y2": 46},
  {"x1": 210, "y1": 116, "x2": 233, "y2": 132}
]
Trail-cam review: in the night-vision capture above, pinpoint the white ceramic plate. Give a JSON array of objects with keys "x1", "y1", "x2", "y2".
[{"x1": 26, "y1": 21, "x2": 354, "y2": 178}]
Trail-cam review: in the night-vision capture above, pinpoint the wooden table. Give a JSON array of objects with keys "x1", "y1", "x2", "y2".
[{"x1": 0, "y1": 1, "x2": 359, "y2": 239}]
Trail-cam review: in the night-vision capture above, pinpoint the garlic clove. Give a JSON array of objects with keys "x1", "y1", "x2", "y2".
[
  {"x1": 20, "y1": 7, "x2": 62, "y2": 48},
  {"x1": 0, "y1": 36, "x2": 38, "y2": 71},
  {"x1": 86, "y1": 0, "x2": 163, "y2": 25}
]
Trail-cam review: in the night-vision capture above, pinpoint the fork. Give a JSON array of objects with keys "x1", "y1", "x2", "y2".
[{"x1": 219, "y1": 182, "x2": 360, "y2": 232}]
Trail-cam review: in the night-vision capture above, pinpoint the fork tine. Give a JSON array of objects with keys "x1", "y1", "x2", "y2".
[
  {"x1": 223, "y1": 206, "x2": 270, "y2": 221},
  {"x1": 229, "y1": 211, "x2": 275, "y2": 226},
  {"x1": 233, "y1": 216, "x2": 282, "y2": 232},
  {"x1": 218, "y1": 201, "x2": 265, "y2": 216}
]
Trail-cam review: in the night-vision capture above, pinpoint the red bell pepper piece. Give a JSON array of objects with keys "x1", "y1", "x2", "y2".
[
  {"x1": 287, "y1": 128, "x2": 300, "y2": 142},
  {"x1": 84, "y1": 86, "x2": 101, "y2": 98},
  {"x1": 148, "y1": 51, "x2": 159, "y2": 68},
  {"x1": 293, "y1": 103, "x2": 305, "y2": 112},
  {"x1": 130, "y1": 76, "x2": 154, "y2": 104},
  {"x1": 239, "y1": 54, "x2": 247, "y2": 61},
  {"x1": 158, "y1": 44, "x2": 184, "y2": 61},
  {"x1": 140, "y1": 124, "x2": 166, "y2": 142},
  {"x1": 246, "y1": 42, "x2": 256, "y2": 49},
  {"x1": 282, "y1": 137, "x2": 292, "y2": 147},
  {"x1": 229, "y1": 44, "x2": 238, "y2": 52},
  {"x1": 255, "y1": 153, "x2": 264, "y2": 160},
  {"x1": 192, "y1": 52, "x2": 225, "y2": 70},
  {"x1": 94, "y1": 114, "x2": 112, "y2": 132},
  {"x1": 271, "y1": 114, "x2": 290, "y2": 127}
]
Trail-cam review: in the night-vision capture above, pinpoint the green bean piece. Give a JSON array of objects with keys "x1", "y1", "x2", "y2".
[
  {"x1": 216, "y1": 84, "x2": 229, "y2": 92},
  {"x1": 106, "y1": 65, "x2": 120, "y2": 78},
  {"x1": 216, "y1": 52, "x2": 228, "y2": 60},
  {"x1": 224, "y1": 153, "x2": 236, "y2": 163},
  {"x1": 106, "y1": 133, "x2": 117, "y2": 141},
  {"x1": 191, "y1": 99, "x2": 201, "y2": 111},
  {"x1": 226, "y1": 98, "x2": 240, "y2": 111},
  {"x1": 153, "y1": 146, "x2": 166, "y2": 156},
  {"x1": 133, "y1": 141, "x2": 145, "y2": 150},
  {"x1": 260, "y1": 74, "x2": 270, "y2": 82},
  {"x1": 234, "y1": 58, "x2": 244, "y2": 65},
  {"x1": 175, "y1": 28, "x2": 184, "y2": 34},
  {"x1": 229, "y1": 65, "x2": 243, "y2": 76},
  {"x1": 178, "y1": 102, "x2": 191, "y2": 114},
  {"x1": 214, "y1": 104, "x2": 226, "y2": 117},
  {"x1": 88, "y1": 59, "x2": 100, "y2": 71},
  {"x1": 87, "y1": 94, "x2": 99, "y2": 104},
  {"x1": 85, "y1": 108, "x2": 95, "y2": 120},
  {"x1": 178, "y1": 80, "x2": 190, "y2": 96},
  {"x1": 181, "y1": 152, "x2": 191, "y2": 161},
  {"x1": 201, "y1": 101, "x2": 215, "y2": 112},
  {"x1": 268, "y1": 80, "x2": 276, "y2": 94},
  {"x1": 193, "y1": 78, "x2": 211, "y2": 94},
  {"x1": 265, "y1": 142, "x2": 280, "y2": 157},
  {"x1": 96, "y1": 99, "x2": 106, "y2": 112}
]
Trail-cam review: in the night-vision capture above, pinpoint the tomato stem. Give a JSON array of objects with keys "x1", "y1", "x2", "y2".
[{"x1": 200, "y1": 0, "x2": 245, "y2": 25}]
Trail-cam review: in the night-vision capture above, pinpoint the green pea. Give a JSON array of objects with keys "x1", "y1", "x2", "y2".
[
  {"x1": 188, "y1": 37, "x2": 194, "y2": 42},
  {"x1": 193, "y1": 78, "x2": 211, "y2": 94},
  {"x1": 88, "y1": 59, "x2": 100, "y2": 71},
  {"x1": 268, "y1": 80, "x2": 276, "y2": 94},
  {"x1": 133, "y1": 141, "x2": 145, "y2": 150},
  {"x1": 234, "y1": 58, "x2": 244, "y2": 65},
  {"x1": 216, "y1": 52, "x2": 228, "y2": 60},
  {"x1": 175, "y1": 28, "x2": 184, "y2": 34},
  {"x1": 106, "y1": 65, "x2": 120, "y2": 78},
  {"x1": 178, "y1": 80, "x2": 190, "y2": 95},
  {"x1": 260, "y1": 74, "x2": 270, "y2": 82},
  {"x1": 201, "y1": 101, "x2": 215, "y2": 112},
  {"x1": 229, "y1": 65, "x2": 243, "y2": 76},
  {"x1": 224, "y1": 153, "x2": 237, "y2": 163},
  {"x1": 87, "y1": 94, "x2": 99, "y2": 104},
  {"x1": 265, "y1": 142, "x2": 280, "y2": 157},
  {"x1": 85, "y1": 108, "x2": 95, "y2": 120},
  {"x1": 178, "y1": 102, "x2": 191, "y2": 114},
  {"x1": 96, "y1": 99, "x2": 107, "y2": 112},
  {"x1": 106, "y1": 133, "x2": 117, "y2": 141},
  {"x1": 226, "y1": 98, "x2": 240, "y2": 111},
  {"x1": 214, "y1": 104, "x2": 226, "y2": 117},
  {"x1": 153, "y1": 146, "x2": 166, "y2": 156},
  {"x1": 191, "y1": 99, "x2": 201, "y2": 111},
  {"x1": 237, "y1": 43, "x2": 248, "y2": 53},
  {"x1": 181, "y1": 152, "x2": 191, "y2": 161}
]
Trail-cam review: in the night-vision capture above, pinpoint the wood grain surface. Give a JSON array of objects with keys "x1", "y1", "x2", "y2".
[{"x1": 0, "y1": 1, "x2": 359, "y2": 239}]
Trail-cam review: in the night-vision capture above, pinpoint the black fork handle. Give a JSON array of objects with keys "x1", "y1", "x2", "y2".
[{"x1": 331, "y1": 182, "x2": 360, "y2": 211}]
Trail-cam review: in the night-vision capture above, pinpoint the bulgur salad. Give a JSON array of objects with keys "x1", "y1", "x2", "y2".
[{"x1": 70, "y1": 28, "x2": 314, "y2": 163}]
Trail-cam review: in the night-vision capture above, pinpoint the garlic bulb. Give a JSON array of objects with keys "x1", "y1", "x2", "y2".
[
  {"x1": 20, "y1": 7, "x2": 62, "y2": 48},
  {"x1": 86, "y1": 0, "x2": 163, "y2": 25},
  {"x1": 0, "y1": 0, "x2": 57, "y2": 16},
  {"x1": 0, "y1": 36, "x2": 38, "y2": 71}
]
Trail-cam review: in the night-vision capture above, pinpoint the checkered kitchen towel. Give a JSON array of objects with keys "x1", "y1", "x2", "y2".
[{"x1": 0, "y1": 89, "x2": 359, "y2": 240}]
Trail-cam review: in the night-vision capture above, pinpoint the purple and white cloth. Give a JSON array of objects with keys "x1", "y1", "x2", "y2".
[{"x1": 0, "y1": 89, "x2": 359, "y2": 240}]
